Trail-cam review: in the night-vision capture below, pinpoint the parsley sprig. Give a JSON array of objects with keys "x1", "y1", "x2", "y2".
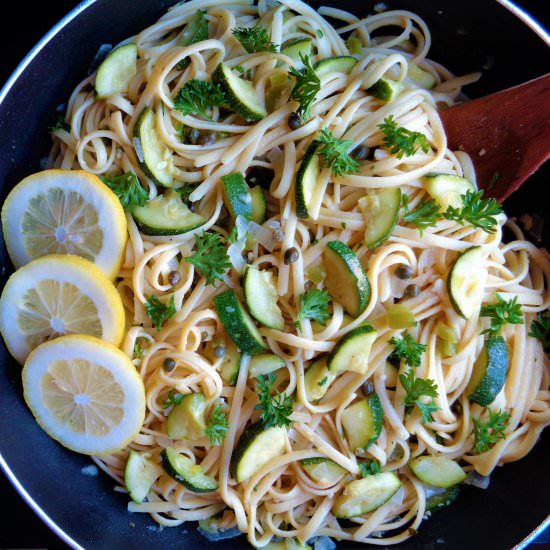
[
  {"x1": 295, "y1": 288, "x2": 331, "y2": 330},
  {"x1": 185, "y1": 231, "x2": 232, "y2": 285},
  {"x1": 205, "y1": 403, "x2": 229, "y2": 446},
  {"x1": 378, "y1": 115, "x2": 430, "y2": 158},
  {"x1": 255, "y1": 373, "x2": 293, "y2": 429},
  {"x1": 232, "y1": 25, "x2": 277, "y2": 53},
  {"x1": 400, "y1": 368, "x2": 440, "y2": 423},
  {"x1": 145, "y1": 295, "x2": 176, "y2": 331},
  {"x1": 317, "y1": 128, "x2": 360, "y2": 177},
  {"x1": 389, "y1": 332, "x2": 427, "y2": 368},
  {"x1": 472, "y1": 408, "x2": 511, "y2": 454},
  {"x1": 162, "y1": 389, "x2": 183, "y2": 409},
  {"x1": 402, "y1": 195, "x2": 441, "y2": 235},
  {"x1": 101, "y1": 172, "x2": 148, "y2": 211},
  {"x1": 174, "y1": 79, "x2": 225, "y2": 119},
  {"x1": 443, "y1": 190, "x2": 503, "y2": 233},
  {"x1": 529, "y1": 310, "x2": 550, "y2": 354},
  {"x1": 480, "y1": 293, "x2": 523, "y2": 336},
  {"x1": 289, "y1": 54, "x2": 321, "y2": 121},
  {"x1": 358, "y1": 459, "x2": 381, "y2": 477}
]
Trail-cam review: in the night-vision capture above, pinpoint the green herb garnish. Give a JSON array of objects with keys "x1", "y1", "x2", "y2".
[
  {"x1": 358, "y1": 459, "x2": 381, "y2": 477},
  {"x1": 162, "y1": 389, "x2": 183, "y2": 409},
  {"x1": 480, "y1": 293, "x2": 523, "y2": 336},
  {"x1": 389, "y1": 332, "x2": 426, "y2": 368},
  {"x1": 443, "y1": 190, "x2": 503, "y2": 233},
  {"x1": 173, "y1": 79, "x2": 225, "y2": 119},
  {"x1": 378, "y1": 115, "x2": 430, "y2": 158},
  {"x1": 255, "y1": 373, "x2": 293, "y2": 429},
  {"x1": 402, "y1": 194, "x2": 441, "y2": 234},
  {"x1": 185, "y1": 231, "x2": 232, "y2": 285},
  {"x1": 145, "y1": 295, "x2": 177, "y2": 331},
  {"x1": 289, "y1": 54, "x2": 321, "y2": 121},
  {"x1": 295, "y1": 288, "x2": 331, "y2": 330},
  {"x1": 101, "y1": 172, "x2": 148, "y2": 211},
  {"x1": 529, "y1": 310, "x2": 550, "y2": 354},
  {"x1": 317, "y1": 128, "x2": 360, "y2": 177},
  {"x1": 205, "y1": 403, "x2": 229, "y2": 445},
  {"x1": 472, "y1": 408, "x2": 511, "y2": 454},
  {"x1": 399, "y1": 368, "x2": 440, "y2": 423},
  {"x1": 232, "y1": 25, "x2": 277, "y2": 53}
]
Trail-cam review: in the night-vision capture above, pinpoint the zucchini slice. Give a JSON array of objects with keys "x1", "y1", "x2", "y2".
[
  {"x1": 386, "y1": 303, "x2": 416, "y2": 329},
  {"x1": 314, "y1": 56, "x2": 358, "y2": 77},
  {"x1": 466, "y1": 336, "x2": 508, "y2": 406},
  {"x1": 250, "y1": 185, "x2": 267, "y2": 224},
  {"x1": 358, "y1": 187, "x2": 401, "y2": 249},
  {"x1": 166, "y1": 392, "x2": 207, "y2": 440},
  {"x1": 205, "y1": 334, "x2": 241, "y2": 385},
  {"x1": 264, "y1": 542, "x2": 311, "y2": 550},
  {"x1": 249, "y1": 353, "x2": 285, "y2": 378},
  {"x1": 133, "y1": 107, "x2": 176, "y2": 187},
  {"x1": 422, "y1": 173, "x2": 475, "y2": 210},
  {"x1": 301, "y1": 457, "x2": 346, "y2": 485},
  {"x1": 409, "y1": 456, "x2": 466, "y2": 488},
  {"x1": 332, "y1": 472, "x2": 401, "y2": 518},
  {"x1": 221, "y1": 172, "x2": 252, "y2": 220},
  {"x1": 212, "y1": 63, "x2": 267, "y2": 122},
  {"x1": 407, "y1": 63, "x2": 437, "y2": 89},
  {"x1": 243, "y1": 266, "x2": 285, "y2": 330},
  {"x1": 295, "y1": 140, "x2": 322, "y2": 219},
  {"x1": 132, "y1": 189, "x2": 205, "y2": 235},
  {"x1": 95, "y1": 43, "x2": 137, "y2": 98},
  {"x1": 341, "y1": 393, "x2": 384, "y2": 451},
  {"x1": 426, "y1": 485, "x2": 460, "y2": 512},
  {"x1": 304, "y1": 356, "x2": 337, "y2": 402},
  {"x1": 177, "y1": 9, "x2": 208, "y2": 69},
  {"x1": 124, "y1": 450, "x2": 162, "y2": 503},
  {"x1": 327, "y1": 324, "x2": 378, "y2": 374},
  {"x1": 161, "y1": 448, "x2": 218, "y2": 492},
  {"x1": 367, "y1": 78, "x2": 403, "y2": 102},
  {"x1": 213, "y1": 289, "x2": 267, "y2": 355},
  {"x1": 280, "y1": 38, "x2": 313, "y2": 67},
  {"x1": 447, "y1": 246, "x2": 486, "y2": 319},
  {"x1": 230, "y1": 422, "x2": 287, "y2": 482},
  {"x1": 323, "y1": 240, "x2": 371, "y2": 317}
]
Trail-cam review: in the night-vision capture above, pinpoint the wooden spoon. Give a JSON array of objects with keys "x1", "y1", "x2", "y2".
[{"x1": 439, "y1": 72, "x2": 550, "y2": 202}]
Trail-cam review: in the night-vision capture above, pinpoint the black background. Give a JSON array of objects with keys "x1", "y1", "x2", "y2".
[{"x1": 0, "y1": 1, "x2": 548, "y2": 549}]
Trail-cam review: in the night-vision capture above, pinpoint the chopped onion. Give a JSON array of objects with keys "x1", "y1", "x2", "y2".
[
  {"x1": 464, "y1": 470, "x2": 491, "y2": 489},
  {"x1": 227, "y1": 241, "x2": 247, "y2": 273},
  {"x1": 248, "y1": 221, "x2": 277, "y2": 251}
]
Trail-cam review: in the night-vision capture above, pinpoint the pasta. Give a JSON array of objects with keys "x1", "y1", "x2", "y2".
[{"x1": 46, "y1": 0, "x2": 550, "y2": 546}]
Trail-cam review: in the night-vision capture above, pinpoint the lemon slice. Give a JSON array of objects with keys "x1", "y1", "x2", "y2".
[
  {"x1": 22, "y1": 334, "x2": 145, "y2": 455},
  {"x1": 0, "y1": 254, "x2": 125, "y2": 364},
  {"x1": 1, "y1": 169, "x2": 127, "y2": 279}
]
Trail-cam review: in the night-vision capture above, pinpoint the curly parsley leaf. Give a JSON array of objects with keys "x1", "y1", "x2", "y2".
[
  {"x1": 317, "y1": 128, "x2": 360, "y2": 177},
  {"x1": 185, "y1": 231, "x2": 232, "y2": 285},
  {"x1": 145, "y1": 295, "x2": 176, "y2": 331},
  {"x1": 173, "y1": 79, "x2": 226, "y2": 119},
  {"x1": 232, "y1": 25, "x2": 277, "y2": 53},
  {"x1": 359, "y1": 459, "x2": 381, "y2": 477},
  {"x1": 402, "y1": 194, "x2": 441, "y2": 234},
  {"x1": 389, "y1": 332, "x2": 427, "y2": 368},
  {"x1": 295, "y1": 288, "x2": 331, "y2": 330},
  {"x1": 443, "y1": 190, "x2": 503, "y2": 233},
  {"x1": 288, "y1": 54, "x2": 321, "y2": 121},
  {"x1": 399, "y1": 368, "x2": 440, "y2": 423},
  {"x1": 101, "y1": 172, "x2": 148, "y2": 211},
  {"x1": 529, "y1": 310, "x2": 550, "y2": 354},
  {"x1": 480, "y1": 293, "x2": 523, "y2": 336},
  {"x1": 472, "y1": 408, "x2": 511, "y2": 454},
  {"x1": 255, "y1": 373, "x2": 293, "y2": 429},
  {"x1": 205, "y1": 403, "x2": 229, "y2": 446},
  {"x1": 162, "y1": 389, "x2": 183, "y2": 409},
  {"x1": 378, "y1": 115, "x2": 430, "y2": 159}
]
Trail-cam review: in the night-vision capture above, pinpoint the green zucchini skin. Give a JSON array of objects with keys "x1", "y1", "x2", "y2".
[
  {"x1": 327, "y1": 324, "x2": 377, "y2": 374},
  {"x1": 314, "y1": 56, "x2": 358, "y2": 77},
  {"x1": 409, "y1": 456, "x2": 466, "y2": 488},
  {"x1": 161, "y1": 448, "x2": 218, "y2": 492},
  {"x1": 295, "y1": 140, "x2": 321, "y2": 219},
  {"x1": 213, "y1": 289, "x2": 267, "y2": 355},
  {"x1": 426, "y1": 485, "x2": 460, "y2": 512},
  {"x1": 341, "y1": 393, "x2": 384, "y2": 451},
  {"x1": 467, "y1": 336, "x2": 509, "y2": 406}
]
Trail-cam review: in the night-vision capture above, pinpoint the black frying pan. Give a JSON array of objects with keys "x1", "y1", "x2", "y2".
[{"x1": 0, "y1": 1, "x2": 549, "y2": 549}]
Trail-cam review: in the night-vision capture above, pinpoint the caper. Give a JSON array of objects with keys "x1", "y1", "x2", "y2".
[
  {"x1": 168, "y1": 270, "x2": 181, "y2": 286},
  {"x1": 197, "y1": 131, "x2": 217, "y2": 146},
  {"x1": 403, "y1": 284, "x2": 420, "y2": 299},
  {"x1": 213, "y1": 345, "x2": 226, "y2": 358},
  {"x1": 351, "y1": 144, "x2": 369, "y2": 161},
  {"x1": 163, "y1": 357, "x2": 176, "y2": 372},
  {"x1": 284, "y1": 247, "x2": 299, "y2": 265},
  {"x1": 395, "y1": 264, "x2": 414, "y2": 280},
  {"x1": 362, "y1": 380, "x2": 374, "y2": 396},
  {"x1": 288, "y1": 112, "x2": 302, "y2": 130}
]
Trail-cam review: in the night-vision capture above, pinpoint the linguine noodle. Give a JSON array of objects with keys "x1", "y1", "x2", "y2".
[{"x1": 48, "y1": 0, "x2": 550, "y2": 546}]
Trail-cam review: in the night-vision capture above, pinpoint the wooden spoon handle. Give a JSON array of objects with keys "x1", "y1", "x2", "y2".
[{"x1": 440, "y1": 73, "x2": 550, "y2": 201}]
